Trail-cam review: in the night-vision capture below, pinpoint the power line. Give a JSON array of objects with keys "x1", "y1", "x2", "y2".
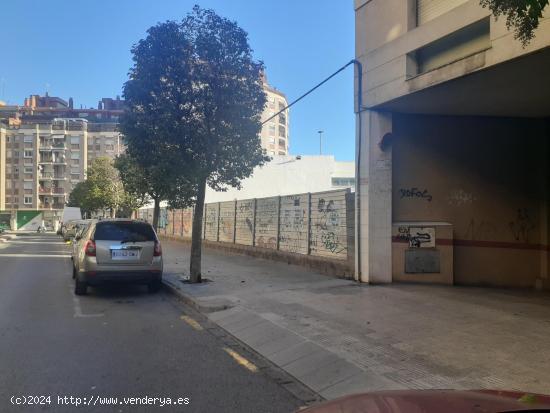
[{"x1": 261, "y1": 60, "x2": 357, "y2": 125}]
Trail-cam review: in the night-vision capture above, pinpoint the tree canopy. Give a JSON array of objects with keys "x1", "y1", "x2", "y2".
[
  {"x1": 121, "y1": 6, "x2": 268, "y2": 282},
  {"x1": 67, "y1": 157, "x2": 134, "y2": 218},
  {"x1": 480, "y1": 0, "x2": 549, "y2": 45}
]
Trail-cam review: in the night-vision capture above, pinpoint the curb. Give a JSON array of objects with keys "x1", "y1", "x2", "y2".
[{"x1": 161, "y1": 275, "x2": 233, "y2": 313}]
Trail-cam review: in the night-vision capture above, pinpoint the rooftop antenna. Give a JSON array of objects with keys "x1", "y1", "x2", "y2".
[
  {"x1": 45, "y1": 83, "x2": 50, "y2": 96},
  {"x1": 317, "y1": 130, "x2": 324, "y2": 155}
]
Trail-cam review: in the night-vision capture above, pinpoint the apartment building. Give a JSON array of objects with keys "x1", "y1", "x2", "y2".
[
  {"x1": 0, "y1": 95, "x2": 124, "y2": 230},
  {"x1": 354, "y1": 0, "x2": 550, "y2": 289},
  {"x1": 260, "y1": 76, "x2": 290, "y2": 155}
]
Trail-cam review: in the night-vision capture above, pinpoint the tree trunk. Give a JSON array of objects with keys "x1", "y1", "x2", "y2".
[
  {"x1": 152, "y1": 197, "x2": 160, "y2": 231},
  {"x1": 110, "y1": 208, "x2": 116, "y2": 218},
  {"x1": 189, "y1": 176, "x2": 206, "y2": 283}
]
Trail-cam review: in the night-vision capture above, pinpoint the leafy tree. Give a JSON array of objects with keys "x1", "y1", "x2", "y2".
[
  {"x1": 67, "y1": 181, "x2": 94, "y2": 217},
  {"x1": 85, "y1": 157, "x2": 126, "y2": 218},
  {"x1": 480, "y1": 0, "x2": 549, "y2": 45},
  {"x1": 121, "y1": 6, "x2": 268, "y2": 282},
  {"x1": 114, "y1": 154, "x2": 193, "y2": 230}
]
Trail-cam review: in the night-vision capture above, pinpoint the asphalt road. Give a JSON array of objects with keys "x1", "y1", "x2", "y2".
[{"x1": 0, "y1": 233, "x2": 305, "y2": 413}]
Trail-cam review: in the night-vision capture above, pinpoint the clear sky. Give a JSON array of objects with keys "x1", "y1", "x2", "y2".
[{"x1": 1, "y1": 1, "x2": 355, "y2": 161}]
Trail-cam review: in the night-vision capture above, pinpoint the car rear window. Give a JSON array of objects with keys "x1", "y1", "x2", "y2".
[{"x1": 93, "y1": 222, "x2": 156, "y2": 242}]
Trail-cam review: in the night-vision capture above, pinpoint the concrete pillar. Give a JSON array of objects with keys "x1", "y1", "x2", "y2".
[{"x1": 355, "y1": 110, "x2": 393, "y2": 283}]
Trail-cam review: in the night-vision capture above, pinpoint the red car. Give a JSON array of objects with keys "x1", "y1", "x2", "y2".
[{"x1": 299, "y1": 390, "x2": 550, "y2": 413}]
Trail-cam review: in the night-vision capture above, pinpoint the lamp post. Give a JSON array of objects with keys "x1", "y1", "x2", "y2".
[{"x1": 318, "y1": 130, "x2": 323, "y2": 155}]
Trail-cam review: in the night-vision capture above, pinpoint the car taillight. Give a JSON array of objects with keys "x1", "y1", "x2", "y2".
[
  {"x1": 84, "y1": 240, "x2": 96, "y2": 257},
  {"x1": 154, "y1": 241, "x2": 162, "y2": 257}
]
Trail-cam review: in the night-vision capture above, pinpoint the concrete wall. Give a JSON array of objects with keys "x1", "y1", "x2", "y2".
[
  {"x1": 392, "y1": 114, "x2": 550, "y2": 289},
  {"x1": 141, "y1": 189, "x2": 355, "y2": 269},
  {"x1": 355, "y1": 0, "x2": 550, "y2": 108},
  {"x1": 0, "y1": 127, "x2": 5, "y2": 210}
]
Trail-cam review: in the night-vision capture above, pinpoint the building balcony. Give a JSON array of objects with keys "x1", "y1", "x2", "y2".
[
  {"x1": 39, "y1": 187, "x2": 65, "y2": 195},
  {"x1": 39, "y1": 203, "x2": 65, "y2": 210}
]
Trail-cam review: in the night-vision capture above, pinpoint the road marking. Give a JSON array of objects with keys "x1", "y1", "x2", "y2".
[
  {"x1": 180, "y1": 315, "x2": 203, "y2": 331},
  {"x1": 0, "y1": 253, "x2": 71, "y2": 257},
  {"x1": 70, "y1": 286, "x2": 104, "y2": 318},
  {"x1": 223, "y1": 347, "x2": 258, "y2": 373}
]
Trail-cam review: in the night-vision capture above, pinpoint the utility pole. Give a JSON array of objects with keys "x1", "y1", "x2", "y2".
[{"x1": 318, "y1": 130, "x2": 323, "y2": 155}]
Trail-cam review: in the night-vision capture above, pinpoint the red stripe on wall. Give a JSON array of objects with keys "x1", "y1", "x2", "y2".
[{"x1": 392, "y1": 236, "x2": 550, "y2": 251}]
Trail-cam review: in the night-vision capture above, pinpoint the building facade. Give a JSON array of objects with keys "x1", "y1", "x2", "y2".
[
  {"x1": 0, "y1": 95, "x2": 124, "y2": 229},
  {"x1": 204, "y1": 155, "x2": 354, "y2": 203},
  {"x1": 354, "y1": 0, "x2": 550, "y2": 289},
  {"x1": 260, "y1": 77, "x2": 290, "y2": 156}
]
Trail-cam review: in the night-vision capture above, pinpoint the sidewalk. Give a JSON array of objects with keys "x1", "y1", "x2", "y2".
[{"x1": 161, "y1": 238, "x2": 550, "y2": 399}]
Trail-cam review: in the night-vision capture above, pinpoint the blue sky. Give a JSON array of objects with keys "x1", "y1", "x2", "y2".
[{"x1": 1, "y1": 1, "x2": 355, "y2": 161}]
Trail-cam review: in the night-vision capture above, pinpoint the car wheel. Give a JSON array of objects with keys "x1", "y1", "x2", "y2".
[
  {"x1": 75, "y1": 278, "x2": 88, "y2": 295},
  {"x1": 148, "y1": 280, "x2": 162, "y2": 294}
]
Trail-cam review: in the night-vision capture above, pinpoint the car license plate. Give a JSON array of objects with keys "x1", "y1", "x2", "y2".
[{"x1": 111, "y1": 250, "x2": 139, "y2": 260}]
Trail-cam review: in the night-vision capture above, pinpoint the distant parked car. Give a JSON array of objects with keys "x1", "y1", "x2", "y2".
[
  {"x1": 72, "y1": 219, "x2": 163, "y2": 295},
  {"x1": 71, "y1": 220, "x2": 94, "y2": 262},
  {"x1": 62, "y1": 220, "x2": 81, "y2": 242}
]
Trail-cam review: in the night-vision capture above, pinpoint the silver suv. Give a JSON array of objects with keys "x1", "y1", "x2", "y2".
[{"x1": 72, "y1": 219, "x2": 163, "y2": 295}]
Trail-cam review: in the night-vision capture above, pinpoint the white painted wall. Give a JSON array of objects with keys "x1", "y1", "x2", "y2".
[{"x1": 204, "y1": 155, "x2": 355, "y2": 203}]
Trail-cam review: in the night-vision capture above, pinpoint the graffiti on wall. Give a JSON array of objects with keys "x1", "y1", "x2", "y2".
[
  {"x1": 204, "y1": 205, "x2": 218, "y2": 240},
  {"x1": 310, "y1": 194, "x2": 347, "y2": 257},
  {"x1": 397, "y1": 226, "x2": 435, "y2": 248},
  {"x1": 159, "y1": 208, "x2": 168, "y2": 230},
  {"x1": 235, "y1": 200, "x2": 254, "y2": 245},
  {"x1": 218, "y1": 202, "x2": 235, "y2": 242},
  {"x1": 279, "y1": 195, "x2": 308, "y2": 254},
  {"x1": 399, "y1": 187, "x2": 433, "y2": 202},
  {"x1": 509, "y1": 208, "x2": 536, "y2": 243},
  {"x1": 139, "y1": 189, "x2": 351, "y2": 261},
  {"x1": 447, "y1": 189, "x2": 476, "y2": 206},
  {"x1": 464, "y1": 219, "x2": 496, "y2": 241},
  {"x1": 255, "y1": 198, "x2": 278, "y2": 250}
]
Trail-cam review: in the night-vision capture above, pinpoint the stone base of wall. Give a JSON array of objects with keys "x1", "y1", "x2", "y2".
[{"x1": 160, "y1": 235, "x2": 354, "y2": 279}]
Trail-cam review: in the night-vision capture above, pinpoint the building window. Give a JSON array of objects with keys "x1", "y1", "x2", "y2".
[
  {"x1": 24, "y1": 136, "x2": 33, "y2": 143},
  {"x1": 71, "y1": 159, "x2": 80, "y2": 166},
  {"x1": 70, "y1": 136, "x2": 80, "y2": 144},
  {"x1": 269, "y1": 137, "x2": 275, "y2": 144},
  {"x1": 71, "y1": 152, "x2": 80, "y2": 159},
  {"x1": 278, "y1": 101, "x2": 286, "y2": 110},
  {"x1": 23, "y1": 181, "x2": 33, "y2": 190},
  {"x1": 24, "y1": 167, "x2": 33, "y2": 174},
  {"x1": 278, "y1": 125, "x2": 286, "y2": 138},
  {"x1": 24, "y1": 150, "x2": 33, "y2": 158},
  {"x1": 279, "y1": 138, "x2": 286, "y2": 147},
  {"x1": 279, "y1": 113, "x2": 286, "y2": 125},
  {"x1": 24, "y1": 196, "x2": 33, "y2": 205},
  {"x1": 269, "y1": 125, "x2": 276, "y2": 136}
]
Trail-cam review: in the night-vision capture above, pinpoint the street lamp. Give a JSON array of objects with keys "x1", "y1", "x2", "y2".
[{"x1": 317, "y1": 130, "x2": 323, "y2": 155}]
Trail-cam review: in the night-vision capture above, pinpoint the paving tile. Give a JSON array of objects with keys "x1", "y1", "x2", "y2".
[
  {"x1": 299, "y1": 359, "x2": 363, "y2": 392},
  {"x1": 255, "y1": 331, "x2": 305, "y2": 357},
  {"x1": 284, "y1": 350, "x2": 340, "y2": 379},
  {"x1": 268, "y1": 341, "x2": 324, "y2": 367},
  {"x1": 319, "y1": 372, "x2": 406, "y2": 399}
]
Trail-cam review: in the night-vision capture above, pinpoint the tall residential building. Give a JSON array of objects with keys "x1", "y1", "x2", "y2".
[
  {"x1": 0, "y1": 94, "x2": 124, "y2": 230},
  {"x1": 260, "y1": 76, "x2": 289, "y2": 156}
]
